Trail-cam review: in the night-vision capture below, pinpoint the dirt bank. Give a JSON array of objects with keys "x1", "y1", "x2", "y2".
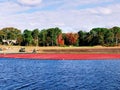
[
  {"x1": 0, "y1": 46, "x2": 120, "y2": 54},
  {"x1": 0, "y1": 46, "x2": 120, "y2": 60}
]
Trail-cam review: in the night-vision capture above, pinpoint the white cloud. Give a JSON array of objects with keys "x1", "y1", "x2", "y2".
[
  {"x1": 0, "y1": 1, "x2": 30, "y2": 16},
  {"x1": 0, "y1": 0, "x2": 120, "y2": 32},
  {"x1": 89, "y1": 7, "x2": 112, "y2": 15},
  {"x1": 17, "y1": 0, "x2": 42, "y2": 6}
]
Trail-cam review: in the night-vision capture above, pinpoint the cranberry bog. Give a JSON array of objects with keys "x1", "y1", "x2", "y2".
[{"x1": 0, "y1": 53, "x2": 120, "y2": 60}]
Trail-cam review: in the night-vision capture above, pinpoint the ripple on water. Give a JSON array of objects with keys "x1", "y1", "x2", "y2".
[{"x1": 0, "y1": 59, "x2": 120, "y2": 90}]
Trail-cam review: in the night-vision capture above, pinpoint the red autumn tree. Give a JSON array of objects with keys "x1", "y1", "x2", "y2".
[
  {"x1": 57, "y1": 34, "x2": 64, "y2": 46},
  {"x1": 65, "y1": 33, "x2": 79, "y2": 45}
]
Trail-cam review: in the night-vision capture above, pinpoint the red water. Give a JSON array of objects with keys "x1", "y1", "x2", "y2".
[{"x1": 0, "y1": 54, "x2": 120, "y2": 60}]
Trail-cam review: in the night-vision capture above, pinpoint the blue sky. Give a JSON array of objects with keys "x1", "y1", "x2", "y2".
[{"x1": 0, "y1": 0, "x2": 120, "y2": 32}]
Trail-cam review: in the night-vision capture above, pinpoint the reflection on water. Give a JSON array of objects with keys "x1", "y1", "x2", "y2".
[{"x1": 0, "y1": 58, "x2": 120, "y2": 90}]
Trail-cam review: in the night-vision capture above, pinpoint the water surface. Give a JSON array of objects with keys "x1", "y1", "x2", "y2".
[{"x1": 0, "y1": 58, "x2": 120, "y2": 90}]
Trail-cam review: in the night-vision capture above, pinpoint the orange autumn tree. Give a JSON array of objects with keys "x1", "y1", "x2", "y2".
[{"x1": 65, "y1": 33, "x2": 79, "y2": 46}]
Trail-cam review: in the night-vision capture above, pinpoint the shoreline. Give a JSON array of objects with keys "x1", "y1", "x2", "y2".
[
  {"x1": 0, "y1": 46, "x2": 120, "y2": 60},
  {"x1": 0, "y1": 53, "x2": 120, "y2": 60}
]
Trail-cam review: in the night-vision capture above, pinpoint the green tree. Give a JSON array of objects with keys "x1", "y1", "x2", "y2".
[
  {"x1": 1, "y1": 27, "x2": 21, "y2": 40},
  {"x1": 23, "y1": 29, "x2": 33, "y2": 46},
  {"x1": 17, "y1": 34, "x2": 23, "y2": 45},
  {"x1": 39, "y1": 29, "x2": 47, "y2": 46},
  {"x1": 0, "y1": 30, "x2": 5, "y2": 44},
  {"x1": 78, "y1": 31, "x2": 88, "y2": 46},
  {"x1": 0, "y1": 27, "x2": 22, "y2": 45},
  {"x1": 111, "y1": 26, "x2": 120, "y2": 45},
  {"x1": 32, "y1": 29, "x2": 39, "y2": 46},
  {"x1": 104, "y1": 30, "x2": 114, "y2": 45},
  {"x1": 87, "y1": 28, "x2": 108, "y2": 46},
  {"x1": 47, "y1": 27, "x2": 62, "y2": 46}
]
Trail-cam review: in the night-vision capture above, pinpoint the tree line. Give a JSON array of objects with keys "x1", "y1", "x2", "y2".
[{"x1": 0, "y1": 26, "x2": 120, "y2": 46}]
